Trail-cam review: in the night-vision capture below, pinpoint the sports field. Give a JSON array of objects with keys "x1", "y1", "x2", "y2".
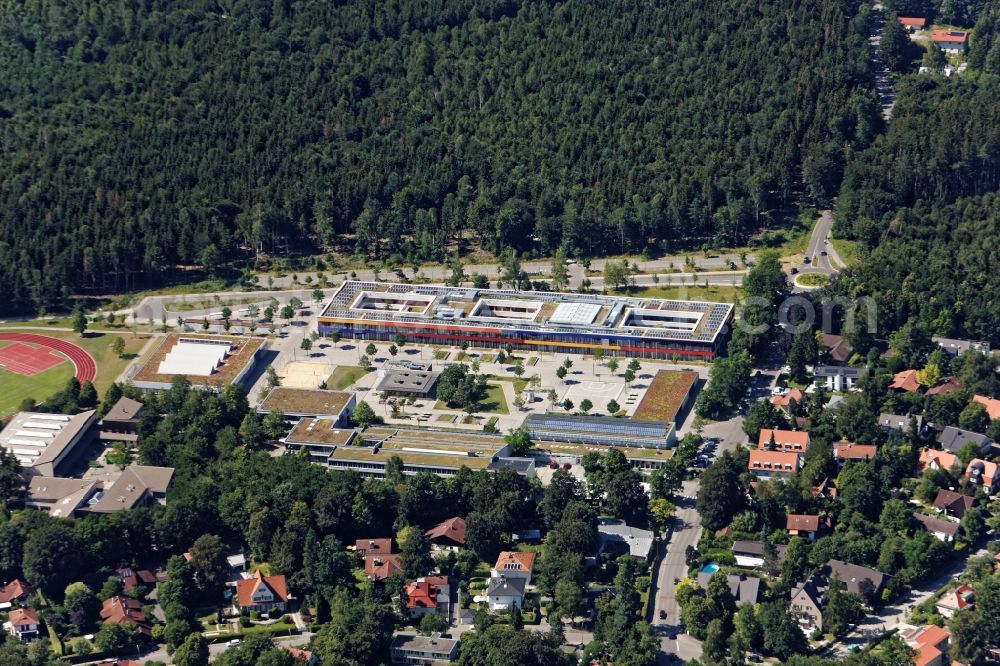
[{"x1": 0, "y1": 330, "x2": 148, "y2": 418}]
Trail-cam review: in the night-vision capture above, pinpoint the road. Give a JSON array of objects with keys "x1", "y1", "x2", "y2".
[
  {"x1": 791, "y1": 209, "x2": 846, "y2": 290},
  {"x1": 868, "y1": 2, "x2": 895, "y2": 120}
]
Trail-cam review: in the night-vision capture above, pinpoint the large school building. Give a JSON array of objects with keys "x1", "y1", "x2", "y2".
[{"x1": 317, "y1": 281, "x2": 733, "y2": 360}]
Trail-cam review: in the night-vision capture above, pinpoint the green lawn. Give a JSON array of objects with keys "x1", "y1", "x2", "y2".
[
  {"x1": 327, "y1": 365, "x2": 371, "y2": 390},
  {"x1": 434, "y1": 383, "x2": 509, "y2": 414},
  {"x1": 0, "y1": 331, "x2": 147, "y2": 417},
  {"x1": 829, "y1": 236, "x2": 860, "y2": 267},
  {"x1": 797, "y1": 273, "x2": 830, "y2": 287},
  {"x1": 629, "y1": 283, "x2": 742, "y2": 303}
]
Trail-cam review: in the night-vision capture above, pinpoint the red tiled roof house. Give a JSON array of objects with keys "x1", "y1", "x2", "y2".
[{"x1": 234, "y1": 571, "x2": 289, "y2": 613}]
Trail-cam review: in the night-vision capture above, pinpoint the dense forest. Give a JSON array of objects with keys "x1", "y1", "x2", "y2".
[
  {"x1": 831, "y1": 68, "x2": 1000, "y2": 342},
  {"x1": 0, "y1": 0, "x2": 876, "y2": 314}
]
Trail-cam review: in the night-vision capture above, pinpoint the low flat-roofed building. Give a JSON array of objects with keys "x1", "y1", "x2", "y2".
[
  {"x1": 131, "y1": 334, "x2": 266, "y2": 391},
  {"x1": 732, "y1": 540, "x2": 787, "y2": 569},
  {"x1": 0, "y1": 410, "x2": 97, "y2": 477},
  {"x1": 284, "y1": 418, "x2": 357, "y2": 463},
  {"x1": 390, "y1": 632, "x2": 460, "y2": 665},
  {"x1": 25, "y1": 465, "x2": 173, "y2": 517},
  {"x1": 598, "y1": 520, "x2": 654, "y2": 559},
  {"x1": 933, "y1": 337, "x2": 989, "y2": 355},
  {"x1": 319, "y1": 281, "x2": 734, "y2": 361},
  {"x1": 375, "y1": 368, "x2": 440, "y2": 398},
  {"x1": 538, "y1": 439, "x2": 675, "y2": 472},
  {"x1": 258, "y1": 387, "x2": 356, "y2": 423},
  {"x1": 524, "y1": 413, "x2": 674, "y2": 449},
  {"x1": 99, "y1": 397, "x2": 144, "y2": 442},
  {"x1": 324, "y1": 427, "x2": 532, "y2": 478}
]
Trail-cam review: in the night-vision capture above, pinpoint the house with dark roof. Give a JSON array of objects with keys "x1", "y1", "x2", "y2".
[
  {"x1": 790, "y1": 575, "x2": 826, "y2": 632},
  {"x1": 425, "y1": 517, "x2": 466, "y2": 549},
  {"x1": 391, "y1": 633, "x2": 461, "y2": 665},
  {"x1": 99, "y1": 397, "x2": 145, "y2": 442},
  {"x1": 732, "y1": 540, "x2": 787, "y2": 569},
  {"x1": 365, "y1": 554, "x2": 404, "y2": 582},
  {"x1": 938, "y1": 426, "x2": 992, "y2": 455},
  {"x1": 696, "y1": 573, "x2": 761, "y2": 606},
  {"x1": 115, "y1": 568, "x2": 157, "y2": 595},
  {"x1": 814, "y1": 366, "x2": 867, "y2": 392},
  {"x1": 821, "y1": 334, "x2": 855, "y2": 364},
  {"x1": 911, "y1": 512, "x2": 959, "y2": 542},
  {"x1": 234, "y1": 571, "x2": 289, "y2": 613},
  {"x1": 933, "y1": 337, "x2": 989, "y2": 356},
  {"x1": 879, "y1": 413, "x2": 924, "y2": 435},
  {"x1": 824, "y1": 559, "x2": 887, "y2": 606},
  {"x1": 486, "y1": 576, "x2": 527, "y2": 611},
  {"x1": 933, "y1": 489, "x2": 975, "y2": 521},
  {"x1": 355, "y1": 538, "x2": 393, "y2": 556},
  {"x1": 925, "y1": 377, "x2": 963, "y2": 396}
]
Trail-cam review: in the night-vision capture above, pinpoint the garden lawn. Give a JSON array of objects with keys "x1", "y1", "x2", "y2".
[{"x1": 327, "y1": 365, "x2": 371, "y2": 390}]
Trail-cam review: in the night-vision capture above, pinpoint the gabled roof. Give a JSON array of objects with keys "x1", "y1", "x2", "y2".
[
  {"x1": 696, "y1": 572, "x2": 761, "y2": 605},
  {"x1": 933, "y1": 489, "x2": 975, "y2": 516},
  {"x1": 486, "y1": 576, "x2": 527, "y2": 597},
  {"x1": 834, "y1": 442, "x2": 877, "y2": 461},
  {"x1": 364, "y1": 554, "x2": 403, "y2": 581},
  {"x1": 938, "y1": 427, "x2": 991, "y2": 453},
  {"x1": 8, "y1": 608, "x2": 38, "y2": 625},
  {"x1": 494, "y1": 551, "x2": 536, "y2": 573},
  {"x1": 898, "y1": 16, "x2": 927, "y2": 27},
  {"x1": 0, "y1": 579, "x2": 32, "y2": 604},
  {"x1": 931, "y1": 30, "x2": 968, "y2": 43},
  {"x1": 235, "y1": 571, "x2": 289, "y2": 607},
  {"x1": 821, "y1": 334, "x2": 855, "y2": 362},
  {"x1": 825, "y1": 559, "x2": 887, "y2": 597},
  {"x1": 965, "y1": 458, "x2": 998, "y2": 485},
  {"x1": 912, "y1": 512, "x2": 959, "y2": 538},
  {"x1": 936, "y1": 584, "x2": 974, "y2": 612},
  {"x1": 732, "y1": 540, "x2": 787, "y2": 561},
  {"x1": 115, "y1": 568, "x2": 156, "y2": 594},
  {"x1": 101, "y1": 397, "x2": 144, "y2": 422},
  {"x1": 786, "y1": 514, "x2": 821, "y2": 532},
  {"x1": 919, "y1": 448, "x2": 960, "y2": 473},
  {"x1": 890, "y1": 370, "x2": 921, "y2": 392},
  {"x1": 404, "y1": 580, "x2": 440, "y2": 609},
  {"x1": 100, "y1": 596, "x2": 150, "y2": 635},
  {"x1": 355, "y1": 538, "x2": 393, "y2": 554},
  {"x1": 973, "y1": 395, "x2": 1000, "y2": 420},
  {"x1": 879, "y1": 413, "x2": 923, "y2": 432},
  {"x1": 748, "y1": 449, "x2": 801, "y2": 473},
  {"x1": 925, "y1": 377, "x2": 962, "y2": 396},
  {"x1": 425, "y1": 517, "x2": 467, "y2": 546},
  {"x1": 757, "y1": 429, "x2": 809, "y2": 449},
  {"x1": 772, "y1": 388, "x2": 804, "y2": 408}
]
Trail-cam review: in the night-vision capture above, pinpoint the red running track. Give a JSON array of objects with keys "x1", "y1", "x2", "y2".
[{"x1": 0, "y1": 333, "x2": 97, "y2": 383}]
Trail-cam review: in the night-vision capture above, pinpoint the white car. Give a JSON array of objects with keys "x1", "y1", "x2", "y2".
[
  {"x1": 772, "y1": 387, "x2": 784, "y2": 395},
  {"x1": 227, "y1": 639, "x2": 241, "y2": 647}
]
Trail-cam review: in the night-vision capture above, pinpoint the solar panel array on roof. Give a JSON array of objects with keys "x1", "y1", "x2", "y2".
[{"x1": 526, "y1": 414, "x2": 670, "y2": 438}]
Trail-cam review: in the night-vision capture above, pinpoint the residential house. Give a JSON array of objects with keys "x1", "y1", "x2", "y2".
[
  {"x1": 0, "y1": 580, "x2": 33, "y2": 605},
  {"x1": 815, "y1": 366, "x2": 867, "y2": 392},
  {"x1": 890, "y1": 370, "x2": 921, "y2": 393},
  {"x1": 824, "y1": 559, "x2": 887, "y2": 606},
  {"x1": 748, "y1": 449, "x2": 801, "y2": 478},
  {"x1": 390, "y1": 633, "x2": 460, "y2": 665},
  {"x1": 115, "y1": 567, "x2": 157, "y2": 595},
  {"x1": 918, "y1": 449, "x2": 961, "y2": 475},
  {"x1": 925, "y1": 377, "x2": 963, "y2": 396},
  {"x1": 99, "y1": 397, "x2": 145, "y2": 443},
  {"x1": 355, "y1": 538, "x2": 394, "y2": 557},
  {"x1": 790, "y1": 575, "x2": 826, "y2": 632},
  {"x1": 898, "y1": 16, "x2": 927, "y2": 32},
  {"x1": 424, "y1": 517, "x2": 466, "y2": 550},
  {"x1": 696, "y1": 573, "x2": 761, "y2": 606},
  {"x1": 931, "y1": 30, "x2": 968, "y2": 52},
  {"x1": 757, "y1": 429, "x2": 809, "y2": 452},
  {"x1": 597, "y1": 520, "x2": 654, "y2": 560},
  {"x1": 285, "y1": 647, "x2": 318, "y2": 666},
  {"x1": 933, "y1": 489, "x2": 976, "y2": 521},
  {"x1": 901, "y1": 624, "x2": 952, "y2": 666},
  {"x1": 772, "y1": 389, "x2": 804, "y2": 415},
  {"x1": 485, "y1": 576, "x2": 527, "y2": 611},
  {"x1": 938, "y1": 427, "x2": 992, "y2": 455},
  {"x1": 965, "y1": 459, "x2": 999, "y2": 493},
  {"x1": 933, "y1": 337, "x2": 990, "y2": 356},
  {"x1": 100, "y1": 596, "x2": 151, "y2": 637},
  {"x1": 365, "y1": 554, "x2": 404, "y2": 582},
  {"x1": 935, "y1": 585, "x2": 974, "y2": 619},
  {"x1": 820, "y1": 334, "x2": 855, "y2": 364},
  {"x1": 911, "y1": 512, "x2": 960, "y2": 542},
  {"x1": 786, "y1": 514, "x2": 823, "y2": 541},
  {"x1": 234, "y1": 571, "x2": 289, "y2": 613},
  {"x1": 833, "y1": 442, "x2": 877, "y2": 466},
  {"x1": 973, "y1": 395, "x2": 1000, "y2": 421},
  {"x1": 732, "y1": 540, "x2": 787, "y2": 569},
  {"x1": 880, "y1": 413, "x2": 925, "y2": 435},
  {"x1": 491, "y1": 551, "x2": 536, "y2": 584},
  {"x1": 404, "y1": 576, "x2": 450, "y2": 619},
  {"x1": 5, "y1": 608, "x2": 39, "y2": 641}
]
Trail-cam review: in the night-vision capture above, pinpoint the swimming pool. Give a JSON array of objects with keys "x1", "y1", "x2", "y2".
[{"x1": 700, "y1": 562, "x2": 720, "y2": 574}]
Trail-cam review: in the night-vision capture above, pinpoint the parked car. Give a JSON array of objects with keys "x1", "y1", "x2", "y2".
[
  {"x1": 659, "y1": 610, "x2": 667, "y2": 620},
  {"x1": 548, "y1": 460, "x2": 559, "y2": 469},
  {"x1": 227, "y1": 639, "x2": 241, "y2": 647},
  {"x1": 563, "y1": 463, "x2": 572, "y2": 470}
]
